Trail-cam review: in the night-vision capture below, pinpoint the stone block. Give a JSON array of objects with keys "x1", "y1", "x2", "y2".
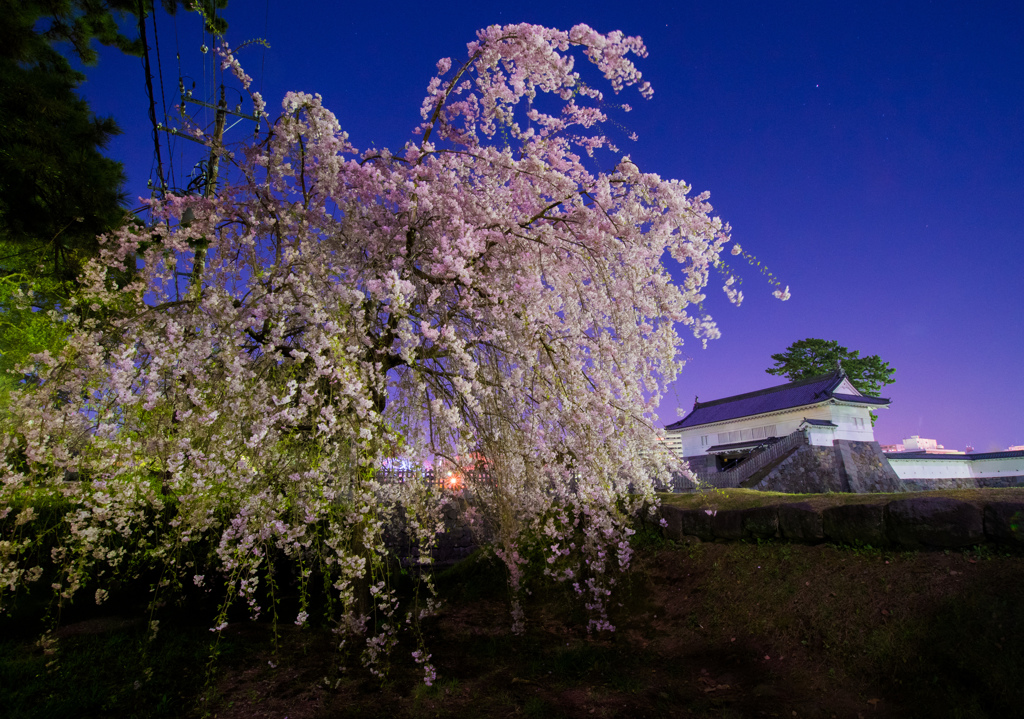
[
  {"x1": 711, "y1": 509, "x2": 744, "y2": 540},
  {"x1": 835, "y1": 440, "x2": 907, "y2": 493},
  {"x1": 778, "y1": 502, "x2": 824, "y2": 542},
  {"x1": 659, "y1": 505, "x2": 720, "y2": 542},
  {"x1": 659, "y1": 504, "x2": 684, "y2": 541},
  {"x1": 984, "y1": 502, "x2": 1024, "y2": 544},
  {"x1": 449, "y1": 525, "x2": 472, "y2": 545},
  {"x1": 885, "y1": 497, "x2": 983, "y2": 548},
  {"x1": 753, "y1": 445, "x2": 848, "y2": 494},
  {"x1": 978, "y1": 476, "x2": 1024, "y2": 489},
  {"x1": 742, "y1": 506, "x2": 779, "y2": 539},
  {"x1": 822, "y1": 503, "x2": 888, "y2": 546},
  {"x1": 679, "y1": 509, "x2": 714, "y2": 541}
]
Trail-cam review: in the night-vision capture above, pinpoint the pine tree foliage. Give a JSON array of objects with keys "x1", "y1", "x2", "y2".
[
  {"x1": 766, "y1": 338, "x2": 895, "y2": 398},
  {"x1": 0, "y1": 1, "x2": 228, "y2": 387}
]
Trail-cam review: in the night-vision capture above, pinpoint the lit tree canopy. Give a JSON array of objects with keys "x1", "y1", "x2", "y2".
[
  {"x1": 53, "y1": 24, "x2": 737, "y2": 482},
  {"x1": 2, "y1": 25, "x2": 772, "y2": 648}
]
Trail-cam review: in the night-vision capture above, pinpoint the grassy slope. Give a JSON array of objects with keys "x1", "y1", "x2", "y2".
[{"x1": 3, "y1": 490, "x2": 1024, "y2": 718}]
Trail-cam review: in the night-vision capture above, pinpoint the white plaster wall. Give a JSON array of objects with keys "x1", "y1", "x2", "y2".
[
  {"x1": 799, "y1": 406, "x2": 835, "y2": 424},
  {"x1": 670, "y1": 407, "x2": 817, "y2": 458},
  {"x1": 888, "y1": 457, "x2": 975, "y2": 479},
  {"x1": 806, "y1": 427, "x2": 836, "y2": 447},
  {"x1": 657, "y1": 434, "x2": 682, "y2": 459},
  {"x1": 966, "y1": 455, "x2": 1024, "y2": 479},
  {"x1": 830, "y1": 404, "x2": 876, "y2": 442},
  {"x1": 833, "y1": 377, "x2": 859, "y2": 395},
  {"x1": 671, "y1": 430, "x2": 705, "y2": 458},
  {"x1": 888, "y1": 454, "x2": 1024, "y2": 480},
  {"x1": 667, "y1": 401, "x2": 880, "y2": 459}
]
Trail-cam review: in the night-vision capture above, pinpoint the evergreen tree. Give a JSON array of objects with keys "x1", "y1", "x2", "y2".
[
  {"x1": 766, "y1": 338, "x2": 895, "y2": 397},
  {"x1": 0, "y1": 1, "x2": 228, "y2": 388},
  {"x1": 0, "y1": 0, "x2": 130, "y2": 286}
]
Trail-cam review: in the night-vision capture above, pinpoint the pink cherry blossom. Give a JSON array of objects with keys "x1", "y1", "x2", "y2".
[{"x1": 0, "y1": 24, "x2": 779, "y2": 678}]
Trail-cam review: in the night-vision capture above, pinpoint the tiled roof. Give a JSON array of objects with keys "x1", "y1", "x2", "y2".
[
  {"x1": 665, "y1": 369, "x2": 891, "y2": 431},
  {"x1": 706, "y1": 436, "x2": 782, "y2": 454},
  {"x1": 801, "y1": 418, "x2": 837, "y2": 427},
  {"x1": 886, "y1": 450, "x2": 1024, "y2": 461},
  {"x1": 833, "y1": 393, "x2": 890, "y2": 406},
  {"x1": 967, "y1": 450, "x2": 1024, "y2": 460}
]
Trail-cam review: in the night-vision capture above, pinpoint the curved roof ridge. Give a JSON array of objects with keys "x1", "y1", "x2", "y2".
[
  {"x1": 665, "y1": 368, "x2": 889, "y2": 432},
  {"x1": 692, "y1": 368, "x2": 844, "y2": 410}
]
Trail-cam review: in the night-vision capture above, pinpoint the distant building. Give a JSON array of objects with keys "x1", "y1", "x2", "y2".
[
  {"x1": 656, "y1": 367, "x2": 911, "y2": 493},
  {"x1": 886, "y1": 449, "x2": 1024, "y2": 489},
  {"x1": 660, "y1": 369, "x2": 1024, "y2": 494},
  {"x1": 665, "y1": 367, "x2": 888, "y2": 474},
  {"x1": 1008, "y1": 445, "x2": 1024, "y2": 452},
  {"x1": 905, "y1": 435, "x2": 941, "y2": 451},
  {"x1": 652, "y1": 431, "x2": 681, "y2": 459},
  {"x1": 887, "y1": 435, "x2": 965, "y2": 455}
]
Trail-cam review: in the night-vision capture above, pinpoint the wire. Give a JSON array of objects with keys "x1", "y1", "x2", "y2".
[
  {"x1": 151, "y1": 1, "x2": 174, "y2": 192},
  {"x1": 261, "y1": 0, "x2": 269, "y2": 96},
  {"x1": 171, "y1": 5, "x2": 183, "y2": 193},
  {"x1": 138, "y1": 0, "x2": 166, "y2": 197}
]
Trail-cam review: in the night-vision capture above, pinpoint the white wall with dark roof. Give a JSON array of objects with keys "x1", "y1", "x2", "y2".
[
  {"x1": 669, "y1": 400, "x2": 876, "y2": 459},
  {"x1": 888, "y1": 452, "x2": 1024, "y2": 480}
]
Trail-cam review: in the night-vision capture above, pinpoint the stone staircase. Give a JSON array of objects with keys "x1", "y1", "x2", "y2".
[{"x1": 693, "y1": 430, "x2": 808, "y2": 489}]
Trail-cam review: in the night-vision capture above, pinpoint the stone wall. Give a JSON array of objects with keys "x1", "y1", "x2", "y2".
[
  {"x1": 385, "y1": 497, "x2": 489, "y2": 567},
  {"x1": 658, "y1": 497, "x2": 1024, "y2": 549},
  {"x1": 390, "y1": 492, "x2": 1024, "y2": 568},
  {"x1": 747, "y1": 440, "x2": 906, "y2": 494},
  {"x1": 835, "y1": 440, "x2": 908, "y2": 493},
  {"x1": 979, "y1": 475, "x2": 1024, "y2": 488},
  {"x1": 750, "y1": 445, "x2": 846, "y2": 493},
  {"x1": 902, "y1": 476, "x2": 1024, "y2": 491},
  {"x1": 902, "y1": 476, "x2": 977, "y2": 491},
  {"x1": 678, "y1": 441, "x2": 1024, "y2": 496}
]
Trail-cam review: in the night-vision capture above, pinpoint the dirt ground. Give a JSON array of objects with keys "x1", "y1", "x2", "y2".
[{"x1": 200, "y1": 539, "x2": 1024, "y2": 719}]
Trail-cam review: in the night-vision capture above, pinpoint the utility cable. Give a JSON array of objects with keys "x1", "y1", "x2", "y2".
[
  {"x1": 261, "y1": 0, "x2": 269, "y2": 96},
  {"x1": 138, "y1": 0, "x2": 167, "y2": 197},
  {"x1": 151, "y1": 0, "x2": 174, "y2": 192}
]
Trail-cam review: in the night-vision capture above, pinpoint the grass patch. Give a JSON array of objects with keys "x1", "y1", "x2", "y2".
[
  {"x1": 0, "y1": 620, "x2": 210, "y2": 719},
  {"x1": 3, "y1": 506, "x2": 1024, "y2": 718}
]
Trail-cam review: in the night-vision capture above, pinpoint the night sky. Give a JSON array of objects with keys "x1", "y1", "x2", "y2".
[{"x1": 76, "y1": 0, "x2": 1023, "y2": 452}]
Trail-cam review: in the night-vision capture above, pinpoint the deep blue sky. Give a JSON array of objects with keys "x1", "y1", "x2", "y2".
[{"x1": 77, "y1": 0, "x2": 1023, "y2": 452}]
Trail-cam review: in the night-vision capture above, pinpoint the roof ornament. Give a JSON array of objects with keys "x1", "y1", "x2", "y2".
[
  {"x1": 694, "y1": 395, "x2": 700, "y2": 408},
  {"x1": 836, "y1": 357, "x2": 843, "y2": 373}
]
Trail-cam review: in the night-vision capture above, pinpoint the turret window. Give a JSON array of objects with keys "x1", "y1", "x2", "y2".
[{"x1": 717, "y1": 424, "x2": 776, "y2": 444}]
